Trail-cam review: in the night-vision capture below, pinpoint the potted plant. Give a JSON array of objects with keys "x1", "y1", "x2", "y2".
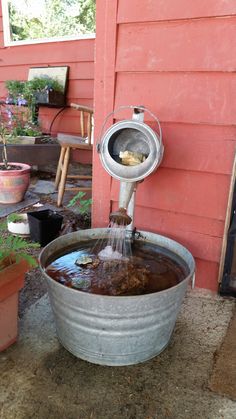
[
  {"x1": 0, "y1": 125, "x2": 31, "y2": 204},
  {"x1": 7, "y1": 213, "x2": 30, "y2": 236},
  {"x1": 0, "y1": 223, "x2": 39, "y2": 351},
  {"x1": 0, "y1": 105, "x2": 43, "y2": 145},
  {"x1": 3, "y1": 77, "x2": 64, "y2": 144},
  {"x1": 26, "y1": 77, "x2": 65, "y2": 106},
  {"x1": 5, "y1": 76, "x2": 64, "y2": 111},
  {"x1": 4, "y1": 80, "x2": 42, "y2": 143}
]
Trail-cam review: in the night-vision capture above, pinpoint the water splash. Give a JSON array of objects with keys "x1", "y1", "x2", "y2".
[
  {"x1": 98, "y1": 245, "x2": 123, "y2": 260},
  {"x1": 89, "y1": 219, "x2": 132, "y2": 262}
]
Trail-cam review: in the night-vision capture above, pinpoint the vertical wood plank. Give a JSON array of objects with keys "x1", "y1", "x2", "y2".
[
  {"x1": 92, "y1": 0, "x2": 119, "y2": 227},
  {"x1": 218, "y1": 151, "x2": 236, "y2": 284}
]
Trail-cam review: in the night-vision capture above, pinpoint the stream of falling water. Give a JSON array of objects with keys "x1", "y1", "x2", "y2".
[
  {"x1": 102, "y1": 222, "x2": 131, "y2": 280},
  {"x1": 98, "y1": 221, "x2": 132, "y2": 260}
]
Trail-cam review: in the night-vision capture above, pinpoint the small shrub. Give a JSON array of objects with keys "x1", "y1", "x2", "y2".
[
  {"x1": 67, "y1": 191, "x2": 92, "y2": 215},
  {"x1": 0, "y1": 221, "x2": 40, "y2": 270}
]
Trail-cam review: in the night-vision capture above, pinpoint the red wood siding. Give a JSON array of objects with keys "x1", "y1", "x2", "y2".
[
  {"x1": 93, "y1": 0, "x2": 236, "y2": 291},
  {"x1": 115, "y1": 73, "x2": 236, "y2": 125},
  {"x1": 0, "y1": 3, "x2": 95, "y2": 139},
  {"x1": 116, "y1": 18, "x2": 236, "y2": 72},
  {"x1": 117, "y1": 0, "x2": 236, "y2": 22}
]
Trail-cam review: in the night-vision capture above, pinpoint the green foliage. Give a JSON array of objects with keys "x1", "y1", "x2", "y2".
[
  {"x1": 0, "y1": 227, "x2": 40, "y2": 271},
  {"x1": 9, "y1": 124, "x2": 42, "y2": 138},
  {"x1": 76, "y1": 0, "x2": 96, "y2": 34},
  {"x1": 5, "y1": 80, "x2": 25, "y2": 98},
  {"x1": 4, "y1": 76, "x2": 63, "y2": 137},
  {"x1": 1, "y1": 109, "x2": 41, "y2": 143},
  {"x1": 7, "y1": 213, "x2": 25, "y2": 223},
  {"x1": 25, "y1": 77, "x2": 64, "y2": 96},
  {"x1": 9, "y1": 0, "x2": 96, "y2": 42},
  {"x1": 5, "y1": 77, "x2": 63, "y2": 102},
  {"x1": 67, "y1": 191, "x2": 92, "y2": 215}
]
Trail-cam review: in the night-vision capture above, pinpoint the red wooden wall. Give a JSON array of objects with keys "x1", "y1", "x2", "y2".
[
  {"x1": 0, "y1": 2, "x2": 94, "y2": 140},
  {"x1": 93, "y1": 0, "x2": 236, "y2": 291}
]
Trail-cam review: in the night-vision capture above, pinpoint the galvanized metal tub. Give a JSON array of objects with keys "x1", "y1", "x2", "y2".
[{"x1": 39, "y1": 228, "x2": 195, "y2": 366}]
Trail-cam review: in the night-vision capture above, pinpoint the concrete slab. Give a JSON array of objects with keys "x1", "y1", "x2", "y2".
[
  {"x1": 30, "y1": 180, "x2": 58, "y2": 195},
  {"x1": 0, "y1": 192, "x2": 39, "y2": 218},
  {"x1": 30, "y1": 179, "x2": 91, "y2": 196},
  {"x1": 0, "y1": 289, "x2": 236, "y2": 419},
  {"x1": 29, "y1": 179, "x2": 92, "y2": 211}
]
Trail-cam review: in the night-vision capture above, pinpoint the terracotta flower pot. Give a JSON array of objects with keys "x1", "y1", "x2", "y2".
[
  {"x1": 0, "y1": 163, "x2": 31, "y2": 204},
  {"x1": 0, "y1": 259, "x2": 29, "y2": 351}
]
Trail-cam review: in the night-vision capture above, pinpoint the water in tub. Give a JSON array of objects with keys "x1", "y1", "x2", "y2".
[{"x1": 46, "y1": 220, "x2": 189, "y2": 296}]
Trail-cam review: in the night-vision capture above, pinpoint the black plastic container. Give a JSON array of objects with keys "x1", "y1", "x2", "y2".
[{"x1": 27, "y1": 209, "x2": 63, "y2": 247}]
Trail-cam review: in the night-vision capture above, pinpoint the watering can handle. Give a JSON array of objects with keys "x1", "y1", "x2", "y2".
[{"x1": 97, "y1": 105, "x2": 162, "y2": 150}]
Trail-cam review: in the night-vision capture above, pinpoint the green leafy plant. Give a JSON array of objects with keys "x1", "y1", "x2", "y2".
[
  {"x1": 9, "y1": 124, "x2": 42, "y2": 138},
  {"x1": 7, "y1": 213, "x2": 25, "y2": 223},
  {"x1": 5, "y1": 77, "x2": 63, "y2": 102},
  {"x1": 2, "y1": 86, "x2": 41, "y2": 142},
  {"x1": 5, "y1": 80, "x2": 25, "y2": 100},
  {"x1": 0, "y1": 121, "x2": 38, "y2": 168},
  {"x1": 26, "y1": 77, "x2": 63, "y2": 95},
  {"x1": 0, "y1": 221, "x2": 40, "y2": 270},
  {"x1": 5, "y1": 77, "x2": 64, "y2": 128},
  {"x1": 67, "y1": 191, "x2": 92, "y2": 215},
  {"x1": 6, "y1": 112, "x2": 42, "y2": 139}
]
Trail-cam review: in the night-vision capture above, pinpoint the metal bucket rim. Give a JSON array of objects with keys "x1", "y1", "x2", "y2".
[{"x1": 39, "y1": 228, "x2": 195, "y2": 300}]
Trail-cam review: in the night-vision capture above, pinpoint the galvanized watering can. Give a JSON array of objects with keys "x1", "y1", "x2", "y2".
[
  {"x1": 97, "y1": 105, "x2": 164, "y2": 227},
  {"x1": 97, "y1": 105, "x2": 164, "y2": 182}
]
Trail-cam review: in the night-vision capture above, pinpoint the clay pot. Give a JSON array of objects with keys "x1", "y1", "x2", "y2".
[
  {"x1": 0, "y1": 258, "x2": 29, "y2": 351},
  {"x1": 0, "y1": 163, "x2": 31, "y2": 204}
]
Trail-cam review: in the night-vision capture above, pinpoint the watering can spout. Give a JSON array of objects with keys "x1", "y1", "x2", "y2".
[
  {"x1": 109, "y1": 181, "x2": 136, "y2": 226},
  {"x1": 119, "y1": 181, "x2": 136, "y2": 210}
]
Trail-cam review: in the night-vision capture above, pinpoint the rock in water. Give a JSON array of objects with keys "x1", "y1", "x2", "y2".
[{"x1": 75, "y1": 256, "x2": 93, "y2": 266}]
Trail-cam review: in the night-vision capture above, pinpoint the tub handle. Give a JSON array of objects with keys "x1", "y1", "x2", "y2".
[{"x1": 97, "y1": 105, "x2": 162, "y2": 152}]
